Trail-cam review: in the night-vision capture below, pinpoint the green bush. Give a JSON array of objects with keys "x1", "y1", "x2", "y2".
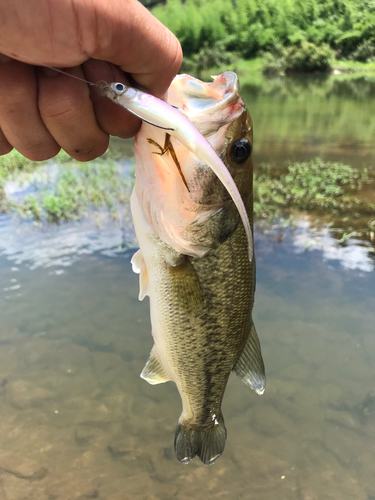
[
  {"x1": 262, "y1": 41, "x2": 334, "y2": 74},
  {"x1": 261, "y1": 42, "x2": 286, "y2": 75},
  {"x1": 350, "y1": 40, "x2": 375, "y2": 62},
  {"x1": 181, "y1": 41, "x2": 238, "y2": 76},
  {"x1": 284, "y1": 41, "x2": 334, "y2": 73}
]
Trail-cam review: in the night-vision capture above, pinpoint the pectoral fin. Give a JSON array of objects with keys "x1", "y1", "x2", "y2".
[
  {"x1": 233, "y1": 322, "x2": 266, "y2": 395},
  {"x1": 131, "y1": 249, "x2": 149, "y2": 301},
  {"x1": 141, "y1": 346, "x2": 171, "y2": 385},
  {"x1": 167, "y1": 257, "x2": 203, "y2": 312}
]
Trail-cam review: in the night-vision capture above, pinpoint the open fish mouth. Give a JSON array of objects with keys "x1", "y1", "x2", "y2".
[{"x1": 166, "y1": 72, "x2": 244, "y2": 136}]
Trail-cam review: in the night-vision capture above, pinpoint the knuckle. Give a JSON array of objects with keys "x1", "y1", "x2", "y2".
[{"x1": 40, "y1": 100, "x2": 80, "y2": 122}]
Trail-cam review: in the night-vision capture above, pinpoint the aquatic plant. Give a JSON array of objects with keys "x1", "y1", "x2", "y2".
[
  {"x1": 254, "y1": 157, "x2": 375, "y2": 241},
  {"x1": 0, "y1": 150, "x2": 39, "y2": 191},
  {"x1": 1, "y1": 147, "x2": 374, "y2": 245}
]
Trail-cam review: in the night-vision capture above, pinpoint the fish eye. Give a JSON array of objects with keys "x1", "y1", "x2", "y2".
[
  {"x1": 115, "y1": 83, "x2": 125, "y2": 93},
  {"x1": 229, "y1": 138, "x2": 252, "y2": 165}
]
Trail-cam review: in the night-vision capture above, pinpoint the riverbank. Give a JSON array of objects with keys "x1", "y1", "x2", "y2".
[
  {"x1": 0, "y1": 144, "x2": 134, "y2": 223},
  {"x1": 1, "y1": 147, "x2": 374, "y2": 249},
  {"x1": 197, "y1": 57, "x2": 375, "y2": 84}
]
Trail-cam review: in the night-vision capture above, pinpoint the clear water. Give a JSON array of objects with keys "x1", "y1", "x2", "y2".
[{"x1": 0, "y1": 74, "x2": 374, "y2": 500}]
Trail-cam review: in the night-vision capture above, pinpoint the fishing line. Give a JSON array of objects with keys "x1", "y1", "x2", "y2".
[
  {"x1": 41, "y1": 65, "x2": 95, "y2": 86},
  {"x1": 41, "y1": 65, "x2": 148, "y2": 93},
  {"x1": 42, "y1": 65, "x2": 175, "y2": 130}
]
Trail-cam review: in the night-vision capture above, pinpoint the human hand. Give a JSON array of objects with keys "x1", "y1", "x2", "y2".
[{"x1": 0, "y1": 0, "x2": 182, "y2": 161}]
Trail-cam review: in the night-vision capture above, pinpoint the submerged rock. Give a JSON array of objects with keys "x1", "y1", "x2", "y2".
[
  {"x1": 0, "y1": 452, "x2": 48, "y2": 480},
  {"x1": 356, "y1": 391, "x2": 375, "y2": 418},
  {"x1": 107, "y1": 438, "x2": 135, "y2": 458},
  {"x1": 0, "y1": 474, "x2": 35, "y2": 500},
  {"x1": 47, "y1": 477, "x2": 98, "y2": 499},
  {"x1": 6, "y1": 380, "x2": 54, "y2": 410}
]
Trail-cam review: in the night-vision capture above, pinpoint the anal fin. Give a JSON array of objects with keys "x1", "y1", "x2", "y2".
[
  {"x1": 131, "y1": 249, "x2": 149, "y2": 301},
  {"x1": 233, "y1": 322, "x2": 266, "y2": 395},
  {"x1": 141, "y1": 346, "x2": 171, "y2": 385}
]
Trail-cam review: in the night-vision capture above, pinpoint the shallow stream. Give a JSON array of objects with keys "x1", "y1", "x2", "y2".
[{"x1": 0, "y1": 73, "x2": 374, "y2": 500}]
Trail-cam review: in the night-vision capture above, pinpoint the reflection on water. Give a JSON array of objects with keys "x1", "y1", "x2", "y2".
[
  {"x1": 291, "y1": 218, "x2": 375, "y2": 273},
  {"x1": 244, "y1": 75, "x2": 375, "y2": 166},
  {"x1": 0, "y1": 209, "x2": 136, "y2": 270},
  {"x1": 0, "y1": 73, "x2": 375, "y2": 499}
]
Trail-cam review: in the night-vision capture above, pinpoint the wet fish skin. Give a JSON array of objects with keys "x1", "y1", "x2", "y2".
[{"x1": 131, "y1": 72, "x2": 265, "y2": 465}]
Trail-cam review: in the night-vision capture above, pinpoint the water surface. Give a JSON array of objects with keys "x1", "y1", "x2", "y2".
[
  {"x1": 0, "y1": 74, "x2": 374, "y2": 500},
  {"x1": 244, "y1": 74, "x2": 375, "y2": 167}
]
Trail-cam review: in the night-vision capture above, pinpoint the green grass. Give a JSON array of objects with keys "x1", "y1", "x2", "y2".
[
  {"x1": 0, "y1": 150, "x2": 39, "y2": 196},
  {"x1": 333, "y1": 59, "x2": 375, "y2": 73},
  {"x1": 0, "y1": 148, "x2": 134, "y2": 223}
]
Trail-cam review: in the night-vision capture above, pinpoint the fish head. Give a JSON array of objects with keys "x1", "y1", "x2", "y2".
[{"x1": 134, "y1": 71, "x2": 253, "y2": 257}]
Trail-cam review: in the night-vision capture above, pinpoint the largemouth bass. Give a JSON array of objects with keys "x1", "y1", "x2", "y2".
[{"x1": 105, "y1": 72, "x2": 266, "y2": 465}]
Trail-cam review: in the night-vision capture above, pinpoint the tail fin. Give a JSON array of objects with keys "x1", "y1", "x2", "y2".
[{"x1": 174, "y1": 414, "x2": 227, "y2": 465}]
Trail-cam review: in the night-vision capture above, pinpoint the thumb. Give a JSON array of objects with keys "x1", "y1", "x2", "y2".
[
  {"x1": 0, "y1": 0, "x2": 182, "y2": 98},
  {"x1": 77, "y1": 0, "x2": 183, "y2": 97}
]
